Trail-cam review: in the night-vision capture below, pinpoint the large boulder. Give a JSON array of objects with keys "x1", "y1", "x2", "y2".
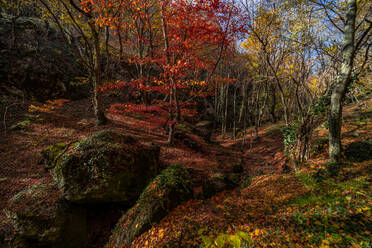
[
  {"x1": 4, "y1": 182, "x2": 87, "y2": 248},
  {"x1": 49, "y1": 130, "x2": 160, "y2": 204},
  {"x1": 0, "y1": 14, "x2": 86, "y2": 100},
  {"x1": 106, "y1": 164, "x2": 193, "y2": 248}
]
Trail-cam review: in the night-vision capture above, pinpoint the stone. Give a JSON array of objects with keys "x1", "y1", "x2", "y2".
[
  {"x1": 0, "y1": 14, "x2": 86, "y2": 101},
  {"x1": 51, "y1": 130, "x2": 160, "y2": 204},
  {"x1": 202, "y1": 172, "x2": 240, "y2": 198},
  {"x1": 5, "y1": 182, "x2": 87, "y2": 248},
  {"x1": 40, "y1": 142, "x2": 67, "y2": 168},
  {"x1": 106, "y1": 164, "x2": 193, "y2": 248}
]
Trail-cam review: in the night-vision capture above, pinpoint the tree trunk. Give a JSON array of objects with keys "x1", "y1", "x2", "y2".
[
  {"x1": 90, "y1": 21, "x2": 107, "y2": 125},
  {"x1": 329, "y1": 0, "x2": 356, "y2": 162},
  {"x1": 160, "y1": 3, "x2": 175, "y2": 144},
  {"x1": 269, "y1": 83, "x2": 277, "y2": 122}
]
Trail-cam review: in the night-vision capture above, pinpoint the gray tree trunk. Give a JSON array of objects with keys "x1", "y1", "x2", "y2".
[
  {"x1": 90, "y1": 21, "x2": 107, "y2": 125},
  {"x1": 329, "y1": 0, "x2": 356, "y2": 162}
]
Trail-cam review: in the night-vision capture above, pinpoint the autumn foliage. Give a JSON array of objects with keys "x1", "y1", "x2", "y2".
[{"x1": 78, "y1": 0, "x2": 242, "y2": 135}]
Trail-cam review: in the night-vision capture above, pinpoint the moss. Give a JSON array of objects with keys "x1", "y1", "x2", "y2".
[
  {"x1": 138, "y1": 164, "x2": 191, "y2": 204},
  {"x1": 106, "y1": 164, "x2": 193, "y2": 248},
  {"x1": 5, "y1": 182, "x2": 87, "y2": 248},
  {"x1": 203, "y1": 173, "x2": 240, "y2": 198},
  {"x1": 41, "y1": 143, "x2": 67, "y2": 168},
  {"x1": 51, "y1": 130, "x2": 159, "y2": 203},
  {"x1": 10, "y1": 120, "x2": 30, "y2": 131}
]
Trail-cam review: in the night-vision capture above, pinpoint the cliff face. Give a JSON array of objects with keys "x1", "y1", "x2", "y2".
[{"x1": 0, "y1": 14, "x2": 86, "y2": 101}]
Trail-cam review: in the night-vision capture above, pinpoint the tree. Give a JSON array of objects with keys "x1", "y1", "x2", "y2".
[
  {"x1": 38, "y1": 0, "x2": 112, "y2": 125},
  {"x1": 102, "y1": 0, "x2": 241, "y2": 144},
  {"x1": 318, "y1": 0, "x2": 371, "y2": 162},
  {"x1": 328, "y1": 0, "x2": 357, "y2": 162}
]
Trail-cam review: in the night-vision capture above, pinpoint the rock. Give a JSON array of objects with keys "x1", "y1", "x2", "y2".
[
  {"x1": 40, "y1": 142, "x2": 67, "y2": 168},
  {"x1": 0, "y1": 14, "x2": 86, "y2": 101},
  {"x1": 51, "y1": 130, "x2": 160, "y2": 204},
  {"x1": 106, "y1": 164, "x2": 193, "y2": 248},
  {"x1": 4, "y1": 182, "x2": 87, "y2": 248},
  {"x1": 202, "y1": 172, "x2": 240, "y2": 198},
  {"x1": 345, "y1": 140, "x2": 372, "y2": 162}
]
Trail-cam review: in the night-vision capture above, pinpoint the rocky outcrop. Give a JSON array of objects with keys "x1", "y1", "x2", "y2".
[
  {"x1": 49, "y1": 130, "x2": 160, "y2": 204},
  {"x1": 106, "y1": 164, "x2": 193, "y2": 248},
  {"x1": 0, "y1": 14, "x2": 86, "y2": 100},
  {"x1": 4, "y1": 182, "x2": 87, "y2": 248},
  {"x1": 6, "y1": 130, "x2": 161, "y2": 247}
]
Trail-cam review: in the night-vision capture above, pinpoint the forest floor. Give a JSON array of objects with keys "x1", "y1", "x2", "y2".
[{"x1": 0, "y1": 95, "x2": 371, "y2": 248}]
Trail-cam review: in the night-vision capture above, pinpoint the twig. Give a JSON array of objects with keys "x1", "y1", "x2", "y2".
[{"x1": 3, "y1": 102, "x2": 22, "y2": 136}]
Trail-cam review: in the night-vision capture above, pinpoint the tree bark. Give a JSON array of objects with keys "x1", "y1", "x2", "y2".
[
  {"x1": 329, "y1": 0, "x2": 356, "y2": 162},
  {"x1": 90, "y1": 21, "x2": 107, "y2": 125}
]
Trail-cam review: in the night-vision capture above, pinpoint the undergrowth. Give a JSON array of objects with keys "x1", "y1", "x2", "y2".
[{"x1": 199, "y1": 163, "x2": 371, "y2": 248}]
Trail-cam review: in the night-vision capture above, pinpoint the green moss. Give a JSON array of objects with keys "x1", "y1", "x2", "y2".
[
  {"x1": 202, "y1": 172, "x2": 240, "y2": 198},
  {"x1": 41, "y1": 143, "x2": 67, "y2": 167},
  {"x1": 51, "y1": 130, "x2": 159, "y2": 203},
  {"x1": 107, "y1": 164, "x2": 193, "y2": 247},
  {"x1": 138, "y1": 164, "x2": 191, "y2": 204},
  {"x1": 5, "y1": 182, "x2": 87, "y2": 248},
  {"x1": 10, "y1": 120, "x2": 30, "y2": 131}
]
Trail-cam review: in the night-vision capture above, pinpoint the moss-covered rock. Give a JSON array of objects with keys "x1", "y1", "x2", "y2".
[
  {"x1": 345, "y1": 140, "x2": 372, "y2": 162},
  {"x1": 106, "y1": 164, "x2": 193, "y2": 248},
  {"x1": 0, "y1": 14, "x2": 86, "y2": 101},
  {"x1": 202, "y1": 172, "x2": 240, "y2": 198},
  {"x1": 51, "y1": 130, "x2": 160, "y2": 204},
  {"x1": 5, "y1": 182, "x2": 87, "y2": 248},
  {"x1": 41, "y1": 142, "x2": 67, "y2": 168}
]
